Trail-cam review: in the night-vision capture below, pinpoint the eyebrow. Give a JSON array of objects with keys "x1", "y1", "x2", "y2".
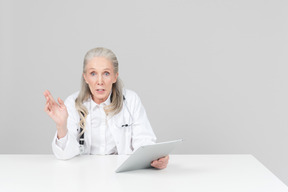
[{"x1": 87, "y1": 68, "x2": 112, "y2": 71}]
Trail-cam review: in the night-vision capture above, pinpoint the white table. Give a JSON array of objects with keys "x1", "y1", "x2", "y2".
[{"x1": 0, "y1": 155, "x2": 287, "y2": 192}]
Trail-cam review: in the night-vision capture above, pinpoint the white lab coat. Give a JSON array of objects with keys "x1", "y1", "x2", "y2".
[{"x1": 52, "y1": 89, "x2": 157, "y2": 160}]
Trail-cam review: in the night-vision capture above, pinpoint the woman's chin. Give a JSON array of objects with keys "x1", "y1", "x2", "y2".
[{"x1": 92, "y1": 94, "x2": 109, "y2": 104}]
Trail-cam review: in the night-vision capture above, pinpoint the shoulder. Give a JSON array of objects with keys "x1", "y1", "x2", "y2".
[
  {"x1": 122, "y1": 88, "x2": 143, "y2": 108},
  {"x1": 64, "y1": 91, "x2": 80, "y2": 107},
  {"x1": 123, "y1": 88, "x2": 140, "y2": 101}
]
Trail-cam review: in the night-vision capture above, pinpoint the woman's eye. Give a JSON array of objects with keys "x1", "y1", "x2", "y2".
[
  {"x1": 91, "y1": 72, "x2": 96, "y2": 76},
  {"x1": 104, "y1": 72, "x2": 110, "y2": 76}
]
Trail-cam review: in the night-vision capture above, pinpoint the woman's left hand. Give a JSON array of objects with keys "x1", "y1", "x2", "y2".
[{"x1": 151, "y1": 155, "x2": 169, "y2": 169}]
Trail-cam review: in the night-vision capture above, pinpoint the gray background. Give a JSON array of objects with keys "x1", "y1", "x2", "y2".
[{"x1": 1, "y1": 0, "x2": 288, "y2": 185}]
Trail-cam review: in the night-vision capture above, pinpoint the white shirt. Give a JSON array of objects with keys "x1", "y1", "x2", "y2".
[
  {"x1": 90, "y1": 93, "x2": 117, "y2": 155},
  {"x1": 56, "y1": 93, "x2": 117, "y2": 155}
]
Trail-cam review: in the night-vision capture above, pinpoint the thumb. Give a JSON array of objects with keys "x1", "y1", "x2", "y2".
[{"x1": 58, "y1": 97, "x2": 65, "y2": 106}]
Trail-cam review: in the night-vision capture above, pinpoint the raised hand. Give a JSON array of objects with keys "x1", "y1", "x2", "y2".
[{"x1": 44, "y1": 90, "x2": 68, "y2": 138}]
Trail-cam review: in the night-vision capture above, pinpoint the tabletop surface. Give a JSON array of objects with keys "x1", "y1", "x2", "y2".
[{"x1": 0, "y1": 154, "x2": 287, "y2": 192}]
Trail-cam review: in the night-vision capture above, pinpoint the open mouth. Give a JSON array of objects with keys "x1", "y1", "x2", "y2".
[{"x1": 96, "y1": 89, "x2": 105, "y2": 92}]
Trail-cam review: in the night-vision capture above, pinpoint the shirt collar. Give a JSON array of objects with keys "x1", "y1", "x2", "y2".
[{"x1": 91, "y1": 91, "x2": 112, "y2": 109}]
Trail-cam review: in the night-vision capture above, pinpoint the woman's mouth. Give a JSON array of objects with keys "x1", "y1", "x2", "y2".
[{"x1": 96, "y1": 89, "x2": 105, "y2": 94}]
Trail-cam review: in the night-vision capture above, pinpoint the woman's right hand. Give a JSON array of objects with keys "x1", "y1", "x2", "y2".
[{"x1": 44, "y1": 90, "x2": 68, "y2": 138}]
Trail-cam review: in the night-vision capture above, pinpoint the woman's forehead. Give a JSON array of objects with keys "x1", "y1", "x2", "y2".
[{"x1": 86, "y1": 56, "x2": 113, "y2": 70}]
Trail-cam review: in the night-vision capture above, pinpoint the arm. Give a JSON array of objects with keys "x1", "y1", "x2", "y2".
[
  {"x1": 128, "y1": 91, "x2": 157, "y2": 150},
  {"x1": 44, "y1": 90, "x2": 80, "y2": 160},
  {"x1": 52, "y1": 92, "x2": 81, "y2": 160},
  {"x1": 128, "y1": 91, "x2": 169, "y2": 169}
]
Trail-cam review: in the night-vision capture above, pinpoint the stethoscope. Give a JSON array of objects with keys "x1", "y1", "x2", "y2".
[{"x1": 79, "y1": 95, "x2": 133, "y2": 154}]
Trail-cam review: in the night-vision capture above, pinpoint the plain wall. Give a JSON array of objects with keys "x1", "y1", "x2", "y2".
[{"x1": 1, "y1": 0, "x2": 288, "y2": 185}]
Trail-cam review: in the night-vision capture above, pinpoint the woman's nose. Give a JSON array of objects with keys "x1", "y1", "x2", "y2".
[{"x1": 97, "y1": 76, "x2": 104, "y2": 85}]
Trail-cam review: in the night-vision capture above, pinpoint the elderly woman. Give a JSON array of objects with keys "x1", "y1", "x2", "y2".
[{"x1": 44, "y1": 47, "x2": 169, "y2": 169}]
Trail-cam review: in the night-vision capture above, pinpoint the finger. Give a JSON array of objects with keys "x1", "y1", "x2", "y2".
[
  {"x1": 162, "y1": 156, "x2": 170, "y2": 162},
  {"x1": 44, "y1": 101, "x2": 52, "y2": 113},
  {"x1": 152, "y1": 158, "x2": 165, "y2": 166},
  {"x1": 58, "y1": 98, "x2": 67, "y2": 111},
  {"x1": 151, "y1": 162, "x2": 167, "y2": 169},
  {"x1": 151, "y1": 160, "x2": 163, "y2": 167},
  {"x1": 158, "y1": 157, "x2": 168, "y2": 164},
  {"x1": 43, "y1": 90, "x2": 49, "y2": 97},
  {"x1": 157, "y1": 165, "x2": 167, "y2": 169},
  {"x1": 159, "y1": 155, "x2": 169, "y2": 160},
  {"x1": 45, "y1": 95, "x2": 50, "y2": 103},
  {"x1": 49, "y1": 95, "x2": 61, "y2": 110},
  {"x1": 46, "y1": 97, "x2": 55, "y2": 113},
  {"x1": 151, "y1": 160, "x2": 157, "y2": 167},
  {"x1": 44, "y1": 101, "x2": 49, "y2": 112},
  {"x1": 57, "y1": 97, "x2": 65, "y2": 107},
  {"x1": 157, "y1": 160, "x2": 168, "y2": 169},
  {"x1": 45, "y1": 96, "x2": 54, "y2": 110},
  {"x1": 44, "y1": 90, "x2": 50, "y2": 102},
  {"x1": 46, "y1": 90, "x2": 57, "y2": 104},
  {"x1": 43, "y1": 90, "x2": 52, "y2": 101}
]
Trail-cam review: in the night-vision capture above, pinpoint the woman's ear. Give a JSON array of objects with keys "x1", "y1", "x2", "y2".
[
  {"x1": 113, "y1": 72, "x2": 119, "y2": 83},
  {"x1": 83, "y1": 73, "x2": 88, "y2": 84}
]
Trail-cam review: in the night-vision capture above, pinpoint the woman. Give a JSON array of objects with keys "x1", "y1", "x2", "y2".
[{"x1": 44, "y1": 47, "x2": 169, "y2": 169}]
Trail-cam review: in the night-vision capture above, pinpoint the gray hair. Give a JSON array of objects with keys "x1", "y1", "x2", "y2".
[{"x1": 75, "y1": 47, "x2": 123, "y2": 135}]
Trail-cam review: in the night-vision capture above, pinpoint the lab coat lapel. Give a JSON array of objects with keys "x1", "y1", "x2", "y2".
[
  {"x1": 107, "y1": 114, "x2": 123, "y2": 153},
  {"x1": 83, "y1": 99, "x2": 92, "y2": 154},
  {"x1": 107, "y1": 107, "x2": 133, "y2": 154}
]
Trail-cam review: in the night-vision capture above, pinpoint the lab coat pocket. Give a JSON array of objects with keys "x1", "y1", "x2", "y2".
[
  {"x1": 112, "y1": 109, "x2": 133, "y2": 132},
  {"x1": 111, "y1": 115, "x2": 133, "y2": 154},
  {"x1": 114, "y1": 118, "x2": 133, "y2": 137}
]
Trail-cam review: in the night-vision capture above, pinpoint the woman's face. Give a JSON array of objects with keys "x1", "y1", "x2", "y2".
[{"x1": 83, "y1": 56, "x2": 118, "y2": 104}]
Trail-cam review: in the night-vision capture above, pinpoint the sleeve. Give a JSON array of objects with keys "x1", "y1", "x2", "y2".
[
  {"x1": 55, "y1": 133, "x2": 68, "y2": 150},
  {"x1": 129, "y1": 92, "x2": 157, "y2": 151},
  {"x1": 51, "y1": 94, "x2": 81, "y2": 160}
]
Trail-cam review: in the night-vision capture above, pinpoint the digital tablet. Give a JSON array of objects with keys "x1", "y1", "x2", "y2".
[{"x1": 115, "y1": 139, "x2": 183, "y2": 173}]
